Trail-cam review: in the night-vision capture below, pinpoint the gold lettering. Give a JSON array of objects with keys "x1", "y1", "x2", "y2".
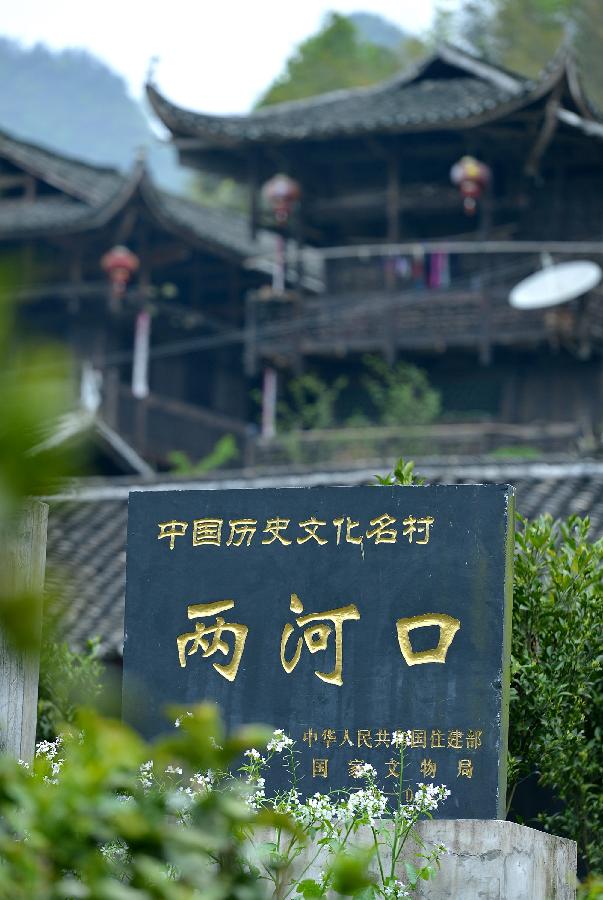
[
  {"x1": 176, "y1": 600, "x2": 247, "y2": 682},
  {"x1": 396, "y1": 613, "x2": 460, "y2": 665}
]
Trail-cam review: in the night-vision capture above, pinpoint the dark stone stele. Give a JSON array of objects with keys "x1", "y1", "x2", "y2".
[{"x1": 123, "y1": 484, "x2": 514, "y2": 819}]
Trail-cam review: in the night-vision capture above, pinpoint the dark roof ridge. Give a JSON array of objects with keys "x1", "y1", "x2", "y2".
[
  {"x1": 0, "y1": 124, "x2": 122, "y2": 204},
  {"x1": 0, "y1": 124, "x2": 120, "y2": 175},
  {"x1": 146, "y1": 42, "x2": 526, "y2": 129}
]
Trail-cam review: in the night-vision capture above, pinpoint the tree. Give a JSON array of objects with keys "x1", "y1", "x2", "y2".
[
  {"x1": 256, "y1": 13, "x2": 411, "y2": 108},
  {"x1": 452, "y1": 0, "x2": 603, "y2": 106}
]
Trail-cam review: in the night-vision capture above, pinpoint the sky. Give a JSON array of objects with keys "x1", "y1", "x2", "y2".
[{"x1": 0, "y1": 1, "x2": 454, "y2": 114}]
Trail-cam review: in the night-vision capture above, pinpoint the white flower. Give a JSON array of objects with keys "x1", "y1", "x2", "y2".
[
  {"x1": 391, "y1": 730, "x2": 412, "y2": 748},
  {"x1": 36, "y1": 736, "x2": 63, "y2": 760},
  {"x1": 350, "y1": 762, "x2": 377, "y2": 780},
  {"x1": 267, "y1": 729, "x2": 294, "y2": 753},
  {"x1": 410, "y1": 783, "x2": 451, "y2": 812},
  {"x1": 190, "y1": 771, "x2": 214, "y2": 792},
  {"x1": 174, "y1": 712, "x2": 193, "y2": 728},
  {"x1": 138, "y1": 760, "x2": 154, "y2": 791},
  {"x1": 383, "y1": 879, "x2": 410, "y2": 898},
  {"x1": 306, "y1": 792, "x2": 337, "y2": 825},
  {"x1": 244, "y1": 748, "x2": 261, "y2": 760},
  {"x1": 17, "y1": 759, "x2": 30, "y2": 770},
  {"x1": 164, "y1": 765, "x2": 183, "y2": 775},
  {"x1": 345, "y1": 786, "x2": 387, "y2": 825}
]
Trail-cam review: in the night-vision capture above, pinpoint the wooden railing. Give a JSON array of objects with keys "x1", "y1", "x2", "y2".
[
  {"x1": 246, "y1": 421, "x2": 585, "y2": 468},
  {"x1": 244, "y1": 243, "x2": 603, "y2": 369},
  {"x1": 106, "y1": 386, "x2": 252, "y2": 467}
]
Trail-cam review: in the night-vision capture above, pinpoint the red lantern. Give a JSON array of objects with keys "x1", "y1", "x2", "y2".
[
  {"x1": 450, "y1": 156, "x2": 491, "y2": 215},
  {"x1": 262, "y1": 174, "x2": 301, "y2": 225},
  {"x1": 101, "y1": 245, "x2": 140, "y2": 298}
]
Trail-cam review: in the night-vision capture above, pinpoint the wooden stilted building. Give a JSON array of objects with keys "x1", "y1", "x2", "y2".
[{"x1": 147, "y1": 45, "x2": 603, "y2": 444}]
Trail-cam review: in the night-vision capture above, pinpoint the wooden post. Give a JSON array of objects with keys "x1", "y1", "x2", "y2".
[{"x1": 0, "y1": 501, "x2": 48, "y2": 764}]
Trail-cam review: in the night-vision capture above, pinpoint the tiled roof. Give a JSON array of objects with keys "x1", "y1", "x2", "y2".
[
  {"x1": 0, "y1": 127, "x2": 274, "y2": 265},
  {"x1": 147, "y1": 77, "x2": 523, "y2": 143},
  {"x1": 147, "y1": 45, "x2": 602, "y2": 148},
  {"x1": 0, "y1": 127, "x2": 122, "y2": 205},
  {"x1": 45, "y1": 459, "x2": 603, "y2": 658}
]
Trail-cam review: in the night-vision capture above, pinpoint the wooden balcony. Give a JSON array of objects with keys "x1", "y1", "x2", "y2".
[{"x1": 244, "y1": 242, "x2": 603, "y2": 370}]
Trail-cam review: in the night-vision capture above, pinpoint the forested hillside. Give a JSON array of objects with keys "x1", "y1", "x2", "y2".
[{"x1": 0, "y1": 38, "x2": 184, "y2": 190}]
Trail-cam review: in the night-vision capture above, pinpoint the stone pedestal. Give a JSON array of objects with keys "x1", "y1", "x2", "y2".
[
  {"x1": 257, "y1": 819, "x2": 577, "y2": 899},
  {"x1": 401, "y1": 820, "x2": 576, "y2": 899}
]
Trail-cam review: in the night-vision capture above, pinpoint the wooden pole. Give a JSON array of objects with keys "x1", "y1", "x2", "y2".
[{"x1": 0, "y1": 500, "x2": 48, "y2": 764}]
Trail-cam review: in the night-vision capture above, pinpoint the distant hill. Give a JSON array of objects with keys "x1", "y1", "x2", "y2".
[
  {"x1": 0, "y1": 38, "x2": 185, "y2": 192},
  {"x1": 349, "y1": 12, "x2": 408, "y2": 50}
]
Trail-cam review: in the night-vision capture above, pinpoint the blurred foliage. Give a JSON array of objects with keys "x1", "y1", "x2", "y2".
[
  {"x1": 578, "y1": 874, "x2": 603, "y2": 899},
  {"x1": 360, "y1": 356, "x2": 441, "y2": 428},
  {"x1": 256, "y1": 12, "x2": 423, "y2": 107},
  {"x1": 36, "y1": 638, "x2": 103, "y2": 742},
  {"x1": 168, "y1": 434, "x2": 239, "y2": 475},
  {"x1": 450, "y1": 0, "x2": 603, "y2": 105},
  {"x1": 0, "y1": 268, "x2": 74, "y2": 650},
  {"x1": 0, "y1": 705, "x2": 279, "y2": 898},
  {"x1": 272, "y1": 358, "x2": 440, "y2": 436},
  {"x1": 510, "y1": 514, "x2": 603, "y2": 872},
  {"x1": 277, "y1": 372, "x2": 348, "y2": 432},
  {"x1": 189, "y1": 173, "x2": 247, "y2": 213}
]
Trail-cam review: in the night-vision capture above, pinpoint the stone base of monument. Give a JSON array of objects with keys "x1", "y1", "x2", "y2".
[{"x1": 257, "y1": 820, "x2": 577, "y2": 899}]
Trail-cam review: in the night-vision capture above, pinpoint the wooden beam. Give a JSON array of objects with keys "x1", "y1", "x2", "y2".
[
  {"x1": 386, "y1": 154, "x2": 400, "y2": 242},
  {"x1": 524, "y1": 85, "x2": 562, "y2": 178},
  {"x1": 0, "y1": 501, "x2": 48, "y2": 764},
  {"x1": 248, "y1": 152, "x2": 259, "y2": 240}
]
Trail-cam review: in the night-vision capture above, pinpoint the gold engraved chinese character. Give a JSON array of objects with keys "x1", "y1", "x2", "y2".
[
  {"x1": 262, "y1": 518, "x2": 292, "y2": 546},
  {"x1": 333, "y1": 517, "x2": 363, "y2": 545},
  {"x1": 404, "y1": 787, "x2": 414, "y2": 802},
  {"x1": 458, "y1": 759, "x2": 473, "y2": 778},
  {"x1": 448, "y1": 730, "x2": 464, "y2": 750},
  {"x1": 303, "y1": 729, "x2": 318, "y2": 747},
  {"x1": 280, "y1": 592, "x2": 360, "y2": 686},
  {"x1": 192, "y1": 518, "x2": 223, "y2": 547},
  {"x1": 375, "y1": 729, "x2": 390, "y2": 748},
  {"x1": 396, "y1": 613, "x2": 460, "y2": 665},
  {"x1": 226, "y1": 519, "x2": 257, "y2": 547},
  {"x1": 357, "y1": 729, "x2": 372, "y2": 748},
  {"x1": 386, "y1": 758, "x2": 400, "y2": 779},
  {"x1": 348, "y1": 758, "x2": 364, "y2": 777},
  {"x1": 297, "y1": 517, "x2": 328, "y2": 545},
  {"x1": 322, "y1": 729, "x2": 337, "y2": 748},
  {"x1": 312, "y1": 758, "x2": 329, "y2": 778},
  {"x1": 430, "y1": 729, "x2": 445, "y2": 749},
  {"x1": 466, "y1": 730, "x2": 483, "y2": 750},
  {"x1": 366, "y1": 514, "x2": 397, "y2": 544},
  {"x1": 176, "y1": 600, "x2": 248, "y2": 682},
  {"x1": 157, "y1": 520, "x2": 188, "y2": 550},
  {"x1": 411, "y1": 730, "x2": 427, "y2": 749},
  {"x1": 420, "y1": 758, "x2": 437, "y2": 778},
  {"x1": 402, "y1": 516, "x2": 435, "y2": 544},
  {"x1": 340, "y1": 729, "x2": 353, "y2": 747}
]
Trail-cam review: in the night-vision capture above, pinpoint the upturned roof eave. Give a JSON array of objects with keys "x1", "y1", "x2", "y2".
[{"x1": 147, "y1": 49, "x2": 603, "y2": 148}]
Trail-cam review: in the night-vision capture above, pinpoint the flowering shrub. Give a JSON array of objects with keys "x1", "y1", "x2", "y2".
[
  {"x1": 23, "y1": 718, "x2": 450, "y2": 898},
  {"x1": 232, "y1": 727, "x2": 450, "y2": 898}
]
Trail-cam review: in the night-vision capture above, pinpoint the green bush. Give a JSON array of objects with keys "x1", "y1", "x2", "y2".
[
  {"x1": 510, "y1": 514, "x2": 603, "y2": 872},
  {"x1": 37, "y1": 637, "x2": 103, "y2": 741},
  {"x1": 0, "y1": 706, "x2": 276, "y2": 899},
  {"x1": 361, "y1": 357, "x2": 441, "y2": 427}
]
